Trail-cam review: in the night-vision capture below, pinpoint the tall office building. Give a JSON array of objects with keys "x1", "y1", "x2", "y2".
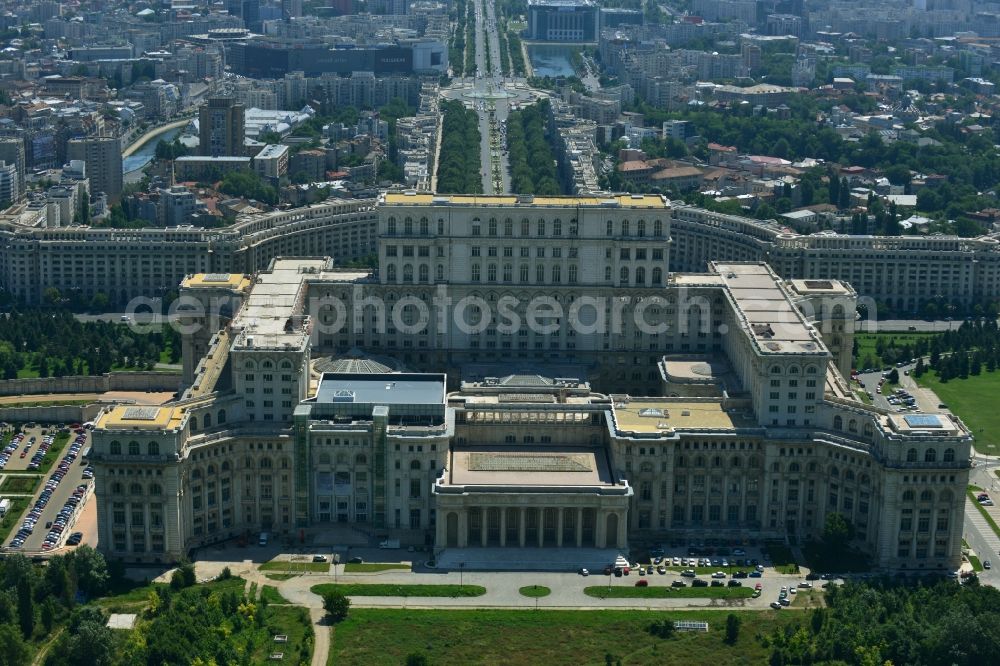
[
  {"x1": 66, "y1": 136, "x2": 122, "y2": 205},
  {"x1": 0, "y1": 138, "x2": 25, "y2": 197},
  {"x1": 199, "y1": 97, "x2": 246, "y2": 157},
  {"x1": 0, "y1": 161, "x2": 18, "y2": 206}
]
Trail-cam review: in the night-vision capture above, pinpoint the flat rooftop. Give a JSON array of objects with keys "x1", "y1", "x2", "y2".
[
  {"x1": 612, "y1": 398, "x2": 755, "y2": 434},
  {"x1": 315, "y1": 372, "x2": 446, "y2": 406},
  {"x1": 713, "y1": 263, "x2": 829, "y2": 356},
  {"x1": 181, "y1": 272, "x2": 251, "y2": 291},
  {"x1": 886, "y1": 412, "x2": 964, "y2": 436},
  {"x1": 449, "y1": 445, "x2": 614, "y2": 487},
  {"x1": 231, "y1": 258, "x2": 324, "y2": 350},
  {"x1": 380, "y1": 192, "x2": 667, "y2": 209},
  {"x1": 96, "y1": 405, "x2": 185, "y2": 431}
]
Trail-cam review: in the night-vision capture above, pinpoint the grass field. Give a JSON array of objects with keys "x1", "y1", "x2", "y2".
[
  {"x1": 260, "y1": 560, "x2": 330, "y2": 573},
  {"x1": 518, "y1": 585, "x2": 550, "y2": 598},
  {"x1": 853, "y1": 332, "x2": 939, "y2": 369},
  {"x1": 0, "y1": 474, "x2": 39, "y2": 493},
  {"x1": 330, "y1": 608, "x2": 794, "y2": 666},
  {"x1": 311, "y1": 583, "x2": 486, "y2": 598},
  {"x1": 343, "y1": 563, "x2": 411, "y2": 573},
  {"x1": 255, "y1": 605, "x2": 313, "y2": 665},
  {"x1": 915, "y1": 370, "x2": 1000, "y2": 455},
  {"x1": 791, "y1": 589, "x2": 824, "y2": 608},
  {"x1": 584, "y1": 585, "x2": 753, "y2": 599},
  {"x1": 261, "y1": 585, "x2": 290, "y2": 605}
]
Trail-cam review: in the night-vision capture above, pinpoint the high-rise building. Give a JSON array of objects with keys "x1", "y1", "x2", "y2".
[
  {"x1": 282, "y1": 0, "x2": 303, "y2": 18},
  {"x1": 0, "y1": 161, "x2": 18, "y2": 206},
  {"x1": 0, "y1": 138, "x2": 25, "y2": 198},
  {"x1": 199, "y1": 97, "x2": 246, "y2": 157},
  {"x1": 66, "y1": 136, "x2": 122, "y2": 204}
]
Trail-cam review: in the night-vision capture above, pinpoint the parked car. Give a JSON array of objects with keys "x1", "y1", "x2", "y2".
[
  {"x1": 727, "y1": 579, "x2": 742, "y2": 587},
  {"x1": 692, "y1": 579, "x2": 708, "y2": 587},
  {"x1": 671, "y1": 580, "x2": 686, "y2": 588},
  {"x1": 635, "y1": 579, "x2": 648, "y2": 587},
  {"x1": 580, "y1": 568, "x2": 589, "y2": 576},
  {"x1": 680, "y1": 569, "x2": 696, "y2": 577},
  {"x1": 711, "y1": 571, "x2": 727, "y2": 579},
  {"x1": 770, "y1": 601, "x2": 783, "y2": 610},
  {"x1": 312, "y1": 555, "x2": 328, "y2": 563}
]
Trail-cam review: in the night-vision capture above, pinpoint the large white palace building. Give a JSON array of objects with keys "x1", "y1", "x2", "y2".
[{"x1": 90, "y1": 193, "x2": 972, "y2": 570}]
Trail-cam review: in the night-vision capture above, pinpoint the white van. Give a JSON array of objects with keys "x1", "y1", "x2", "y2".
[{"x1": 258, "y1": 532, "x2": 269, "y2": 546}]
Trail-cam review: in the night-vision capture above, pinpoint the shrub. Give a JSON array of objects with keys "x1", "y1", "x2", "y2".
[{"x1": 322, "y1": 590, "x2": 350, "y2": 623}]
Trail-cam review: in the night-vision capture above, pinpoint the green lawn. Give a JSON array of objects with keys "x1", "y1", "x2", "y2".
[
  {"x1": 255, "y1": 606, "x2": 313, "y2": 665},
  {"x1": 265, "y1": 573, "x2": 298, "y2": 581},
  {"x1": 916, "y1": 370, "x2": 1000, "y2": 455},
  {"x1": 343, "y1": 562, "x2": 411, "y2": 573},
  {"x1": 311, "y1": 583, "x2": 486, "y2": 598},
  {"x1": 330, "y1": 609, "x2": 794, "y2": 665},
  {"x1": 584, "y1": 585, "x2": 753, "y2": 599},
  {"x1": 260, "y1": 560, "x2": 330, "y2": 573},
  {"x1": 853, "y1": 332, "x2": 938, "y2": 370},
  {"x1": 0, "y1": 497, "x2": 29, "y2": 543},
  {"x1": 261, "y1": 584, "x2": 290, "y2": 605},
  {"x1": 968, "y1": 554, "x2": 984, "y2": 572},
  {"x1": 518, "y1": 585, "x2": 551, "y2": 598},
  {"x1": 791, "y1": 589, "x2": 824, "y2": 608},
  {"x1": 0, "y1": 474, "x2": 39, "y2": 493}
]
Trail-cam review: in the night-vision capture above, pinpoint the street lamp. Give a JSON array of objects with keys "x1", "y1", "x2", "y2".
[{"x1": 460, "y1": 561, "x2": 465, "y2": 589}]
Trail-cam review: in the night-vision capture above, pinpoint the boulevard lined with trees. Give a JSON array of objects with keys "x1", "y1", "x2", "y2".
[
  {"x1": 506, "y1": 100, "x2": 563, "y2": 195},
  {"x1": 436, "y1": 100, "x2": 483, "y2": 193}
]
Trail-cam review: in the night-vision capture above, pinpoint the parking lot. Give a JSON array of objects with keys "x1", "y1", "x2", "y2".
[{"x1": 2, "y1": 424, "x2": 94, "y2": 552}]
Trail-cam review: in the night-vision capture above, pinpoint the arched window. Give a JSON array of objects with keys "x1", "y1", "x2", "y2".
[
  {"x1": 789, "y1": 462, "x2": 800, "y2": 472},
  {"x1": 537, "y1": 219, "x2": 545, "y2": 235},
  {"x1": 319, "y1": 452, "x2": 331, "y2": 464},
  {"x1": 218, "y1": 409, "x2": 226, "y2": 424},
  {"x1": 404, "y1": 217, "x2": 413, "y2": 234},
  {"x1": 677, "y1": 456, "x2": 686, "y2": 467},
  {"x1": 833, "y1": 415, "x2": 843, "y2": 430},
  {"x1": 503, "y1": 264, "x2": 512, "y2": 282},
  {"x1": 436, "y1": 265, "x2": 444, "y2": 281},
  {"x1": 906, "y1": 448, "x2": 917, "y2": 462},
  {"x1": 504, "y1": 219, "x2": 513, "y2": 236},
  {"x1": 260, "y1": 457, "x2": 272, "y2": 469},
  {"x1": 553, "y1": 219, "x2": 562, "y2": 236},
  {"x1": 920, "y1": 490, "x2": 933, "y2": 502},
  {"x1": 387, "y1": 217, "x2": 396, "y2": 235},
  {"x1": 356, "y1": 454, "x2": 367, "y2": 465},
  {"x1": 190, "y1": 416, "x2": 198, "y2": 431},
  {"x1": 203, "y1": 413, "x2": 212, "y2": 429},
  {"x1": 924, "y1": 449, "x2": 937, "y2": 463},
  {"x1": 207, "y1": 464, "x2": 216, "y2": 476},
  {"x1": 521, "y1": 218, "x2": 530, "y2": 235},
  {"x1": 488, "y1": 219, "x2": 497, "y2": 236},
  {"x1": 939, "y1": 489, "x2": 953, "y2": 502},
  {"x1": 245, "y1": 457, "x2": 254, "y2": 468},
  {"x1": 336, "y1": 453, "x2": 348, "y2": 464},
  {"x1": 193, "y1": 469, "x2": 202, "y2": 480},
  {"x1": 637, "y1": 219, "x2": 646, "y2": 237},
  {"x1": 654, "y1": 220, "x2": 663, "y2": 236},
  {"x1": 112, "y1": 482, "x2": 123, "y2": 495},
  {"x1": 410, "y1": 460, "x2": 421, "y2": 470},
  {"x1": 420, "y1": 218, "x2": 429, "y2": 235},
  {"x1": 848, "y1": 419, "x2": 857, "y2": 433},
  {"x1": 863, "y1": 423, "x2": 873, "y2": 437},
  {"x1": 568, "y1": 265, "x2": 578, "y2": 283},
  {"x1": 148, "y1": 442, "x2": 159, "y2": 456},
  {"x1": 150, "y1": 484, "x2": 162, "y2": 495},
  {"x1": 845, "y1": 470, "x2": 854, "y2": 481},
  {"x1": 652, "y1": 267, "x2": 663, "y2": 285},
  {"x1": 771, "y1": 366, "x2": 782, "y2": 374},
  {"x1": 620, "y1": 267, "x2": 629, "y2": 284},
  {"x1": 387, "y1": 265, "x2": 397, "y2": 281},
  {"x1": 403, "y1": 264, "x2": 413, "y2": 283},
  {"x1": 606, "y1": 220, "x2": 613, "y2": 236},
  {"x1": 748, "y1": 456, "x2": 759, "y2": 468},
  {"x1": 635, "y1": 267, "x2": 645, "y2": 285},
  {"x1": 829, "y1": 466, "x2": 839, "y2": 478},
  {"x1": 902, "y1": 490, "x2": 914, "y2": 502},
  {"x1": 128, "y1": 441, "x2": 140, "y2": 455},
  {"x1": 943, "y1": 448, "x2": 955, "y2": 462},
  {"x1": 694, "y1": 456, "x2": 705, "y2": 467},
  {"x1": 806, "y1": 366, "x2": 817, "y2": 374},
  {"x1": 129, "y1": 483, "x2": 142, "y2": 496},
  {"x1": 622, "y1": 220, "x2": 630, "y2": 236},
  {"x1": 438, "y1": 219, "x2": 444, "y2": 234},
  {"x1": 419, "y1": 265, "x2": 429, "y2": 283},
  {"x1": 222, "y1": 461, "x2": 231, "y2": 472},
  {"x1": 731, "y1": 457, "x2": 741, "y2": 468},
  {"x1": 110, "y1": 441, "x2": 121, "y2": 455}
]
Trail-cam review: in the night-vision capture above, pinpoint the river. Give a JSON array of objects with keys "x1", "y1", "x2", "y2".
[{"x1": 122, "y1": 126, "x2": 185, "y2": 175}]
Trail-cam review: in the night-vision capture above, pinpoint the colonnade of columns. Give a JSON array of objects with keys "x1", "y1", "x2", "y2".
[{"x1": 437, "y1": 505, "x2": 628, "y2": 549}]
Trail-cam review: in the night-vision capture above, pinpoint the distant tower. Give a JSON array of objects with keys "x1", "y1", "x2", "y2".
[{"x1": 199, "y1": 97, "x2": 245, "y2": 157}]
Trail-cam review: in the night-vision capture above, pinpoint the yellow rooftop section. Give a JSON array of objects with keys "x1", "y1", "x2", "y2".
[
  {"x1": 381, "y1": 192, "x2": 668, "y2": 209},
  {"x1": 181, "y1": 273, "x2": 252, "y2": 291},
  {"x1": 96, "y1": 405, "x2": 186, "y2": 431},
  {"x1": 612, "y1": 399, "x2": 754, "y2": 435}
]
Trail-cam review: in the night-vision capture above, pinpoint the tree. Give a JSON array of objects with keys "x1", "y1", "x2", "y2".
[
  {"x1": 887, "y1": 368, "x2": 899, "y2": 383},
  {"x1": 71, "y1": 546, "x2": 109, "y2": 598},
  {"x1": 828, "y1": 171, "x2": 840, "y2": 206},
  {"x1": 725, "y1": 613, "x2": 741, "y2": 644},
  {"x1": 822, "y1": 512, "x2": 854, "y2": 554},
  {"x1": 41, "y1": 597, "x2": 57, "y2": 634},
  {"x1": 322, "y1": 590, "x2": 350, "y2": 622},
  {"x1": 838, "y1": 177, "x2": 850, "y2": 210},
  {"x1": 0, "y1": 624, "x2": 30, "y2": 666},
  {"x1": 406, "y1": 654, "x2": 430, "y2": 666},
  {"x1": 16, "y1": 578, "x2": 33, "y2": 639}
]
